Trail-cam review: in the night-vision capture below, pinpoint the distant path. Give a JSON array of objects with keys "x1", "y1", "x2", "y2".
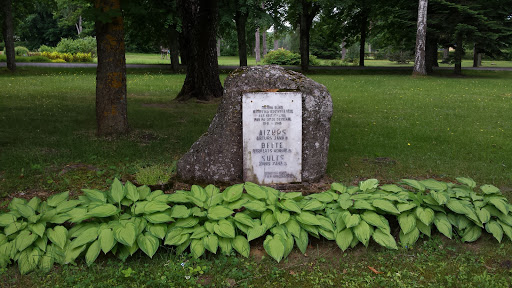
[{"x1": 2, "y1": 62, "x2": 512, "y2": 71}]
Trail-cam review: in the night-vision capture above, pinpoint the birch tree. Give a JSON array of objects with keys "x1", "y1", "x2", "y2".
[{"x1": 412, "y1": 0, "x2": 428, "y2": 76}]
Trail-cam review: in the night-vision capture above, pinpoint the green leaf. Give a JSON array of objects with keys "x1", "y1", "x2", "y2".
[
  {"x1": 420, "y1": 179, "x2": 447, "y2": 191},
  {"x1": 137, "y1": 233, "x2": 160, "y2": 258},
  {"x1": 214, "y1": 219, "x2": 236, "y2": 239},
  {"x1": 399, "y1": 228, "x2": 420, "y2": 247},
  {"x1": 480, "y1": 184, "x2": 500, "y2": 195},
  {"x1": 67, "y1": 208, "x2": 88, "y2": 223},
  {"x1": 302, "y1": 199, "x2": 325, "y2": 211},
  {"x1": 137, "y1": 185, "x2": 151, "y2": 201},
  {"x1": 232, "y1": 235, "x2": 250, "y2": 257},
  {"x1": 488, "y1": 197, "x2": 509, "y2": 215},
  {"x1": 5, "y1": 221, "x2": 27, "y2": 236},
  {"x1": 125, "y1": 181, "x2": 140, "y2": 202},
  {"x1": 85, "y1": 240, "x2": 101, "y2": 266},
  {"x1": 335, "y1": 229, "x2": 353, "y2": 252},
  {"x1": 47, "y1": 191, "x2": 69, "y2": 207},
  {"x1": 190, "y1": 226, "x2": 209, "y2": 239},
  {"x1": 416, "y1": 220, "x2": 431, "y2": 237},
  {"x1": 279, "y1": 200, "x2": 301, "y2": 214},
  {"x1": 64, "y1": 244, "x2": 86, "y2": 264},
  {"x1": 433, "y1": 213, "x2": 453, "y2": 239},
  {"x1": 274, "y1": 210, "x2": 290, "y2": 225},
  {"x1": 353, "y1": 220, "x2": 371, "y2": 247},
  {"x1": 190, "y1": 239, "x2": 205, "y2": 258},
  {"x1": 456, "y1": 177, "x2": 476, "y2": 189},
  {"x1": 296, "y1": 212, "x2": 321, "y2": 226},
  {"x1": 372, "y1": 199, "x2": 399, "y2": 214},
  {"x1": 359, "y1": 179, "x2": 379, "y2": 192},
  {"x1": 15, "y1": 230, "x2": 38, "y2": 252},
  {"x1": 218, "y1": 237, "x2": 233, "y2": 256},
  {"x1": 476, "y1": 208, "x2": 491, "y2": 224},
  {"x1": 55, "y1": 200, "x2": 80, "y2": 214},
  {"x1": 170, "y1": 205, "x2": 190, "y2": 219},
  {"x1": 352, "y1": 200, "x2": 375, "y2": 211},
  {"x1": 110, "y1": 178, "x2": 126, "y2": 204},
  {"x1": 397, "y1": 203, "x2": 417, "y2": 213},
  {"x1": 70, "y1": 227, "x2": 99, "y2": 249},
  {"x1": 203, "y1": 234, "x2": 218, "y2": 254},
  {"x1": 244, "y1": 200, "x2": 267, "y2": 212},
  {"x1": 462, "y1": 225, "x2": 482, "y2": 242},
  {"x1": 415, "y1": 207, "x2": 435, "y2": 225},
  {"x1": 39, "y1": 249, "x2": 55, "y2": 273},
  {"x1": 88, "y1": 204, "x2": 119, "y2": 218},
  {"x1": 227, "y1": 198, "x2": 249, "y2": 210},
  {"x1": 114, "y1": 223, "x2": 137, "y2": 247},
  {"x1": 247, "y1": 224, "x2": 268, "y2": 241},
  {"x1": 167, "y1": 192, "x2": 191, "y2": 204},
  {"x1": 372, "y1": 229, "x2": 398, "y2": 249},
  {"x1": 0, "y1": 213, "x2": 17, "y2": 227},
  {"x1": 380, "y1": 184, "x2": 403, "y2": 193},
  {"x1": 191, "y1": 185, "x2": 207, "y2": 202},
  {"x1": 331, "y1": 183, "x2": 347, "y2": 193},
  {"x1": 398, "y1": 212, "x2": 417, "y2": 234},
  {"x1": 233, "y1": 213, "x2": 255, "y2": 227},
  {"x1": 430, "y1": 191, "x2": 449, "y2": 205},
  {"x1": 18, "y1": 247, "x2": 40, "y2": 275},
  {"x1": 99, "y1": 228, "x2": 115, "y2": 254},
  {"x1": 338, "y1": 193, "x2": 353, "y2": 209},
  {"x1": 243, "y1": 182, "x2": 267, "y2": 199},
  {"x1": 308, "y1": 192, "x2": 334, "y2": 203},
  {"x1": 47, "y1": 226, "x2": 68, "y2": 250},
  {"x1": 205, "y1": 184, "x2": 220, "y2": 198},
  {"x1": 223, "y1": 184, "x2": 244, "y2": 202},
  {"x1": 164, "y1": 228, "x2": 188, "y2": 246},
  {"x1": 15, "y1": 204, "x2": 35, "y2": 218},
  {"x1": 261, "y1": 211, "x2": 277, "y2": 228},
  {"x1": 174, "y1": 217, "x2": 199, "y2": 228},
  {"x1": 485, "y1": 220, "x2": 503, "y2": 243},
  {"x1": 361, "y1": 211, "x2": 390, "y2": 233},
  {"x1": 28, "y1": 222, "x2": 46, "y2": 238},
  {"x1": 400, "y1": 179, "x2": 426, "y2": 192},
  {"x1": 446, "y1": 199, "x2": 470, "y2": 215},
  {"x1": 342, "y1": 212, "x2": 361, "y2": 229},
  {"x1": 498, "y1": 220, "x2": 512, "y2": 241},
  {"x1": 263, "y1": 235, "x2": 285, "y2": 262},
  {"x1": 285, "y1": 218, "x2": 301, "y2": 238},
  {"x1": 207, "y1": 206, "x2": 234, "y2": 220},
  {"x1": 280, "y1": 192, "x2": 303, "y2": 200},
  {"x1": 143, "y1": 202, "x2": 170, "y2": 214},
  {"x1": 82, "y1": 189, "x2": 106, "y2": 203},
  {"x1": 144, "y1": 211, "x2": 173, "y2": 224}
]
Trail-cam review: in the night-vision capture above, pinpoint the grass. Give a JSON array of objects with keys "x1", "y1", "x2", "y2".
[{"x1": 1, "y1": 66, "x2": 512, "y2": 286}]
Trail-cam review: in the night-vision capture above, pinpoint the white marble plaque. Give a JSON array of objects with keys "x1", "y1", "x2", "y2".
[{"x1": 242, "y1": 92, "x2": 302, "y2": 184}]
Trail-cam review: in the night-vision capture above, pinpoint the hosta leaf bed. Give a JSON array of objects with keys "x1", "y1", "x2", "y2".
[{"x1": 1, "y1": 177, "x2": 511, "y2": 274}]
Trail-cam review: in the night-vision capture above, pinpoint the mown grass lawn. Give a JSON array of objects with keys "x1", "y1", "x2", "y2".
[{"x1": 0, "y1": 67, "x2": 511, "y2": 286}]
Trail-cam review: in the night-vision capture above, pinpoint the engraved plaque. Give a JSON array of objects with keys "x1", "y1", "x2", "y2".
[{"x1": 242, "y1": 92, "x2": 302, "y2": 184}]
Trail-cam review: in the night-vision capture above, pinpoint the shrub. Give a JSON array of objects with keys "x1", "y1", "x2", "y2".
[
  {"x1": 51, "y1": 59, "x2": 66, "y2": 63},
  {"x1": 135, "y1": 164, "x2": 175, "y2": 186},
  {"x1": 38, "y1": 45, "x2": 55, "y2": 53},
  {"x1": 56, "y1": 37, "x2": 96, "y2": 56},
  {"x1": 263, "y1": 48, "x2": 301, "y2": 65},
  {"x1": 14, "y1": 46, "x2": 29, "y2": 57},
  {"x1": 1, "y1": 177, "x2": 511, "y2": 274},
  {"x1": 41, "y1": 51, "x2": 93, "y2": 63},
  {"x1": 386, "y1": 49, "x2": 414, "y2": 64},
  {"x1": 309, "y1": 54, "x2": 320, "y2": 66}
]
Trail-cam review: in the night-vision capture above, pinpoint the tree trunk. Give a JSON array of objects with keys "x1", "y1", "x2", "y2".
[
  {"x1": 255, "y1": 28, "x2": 260, "y2": 62},
  {"x1": 169, "y1": 24, "x2": 180, "y2": 72},
  {"x1": 76, "y1": 15, "x2": 83, "y2": 35},
  {"x1": 454, "y1": 33, "x2": 463, "y2": 75},
  {"x1": 443, "y1": 48, "x2": 449, "y2": 62},
  {"x1": 95, "y1": 0, "x2": 128, "y2": 136},
  {"x1": 299, "y1": 0, "x2": 318, "y2": 72},
  {"x1": 425, "y1": 35, "x2": 437, "y2": 74},
  {"x1": 262, "y1": 29, "x2": 267, "y2": 56},
  {"x1": 234, "y1": 8, "x2": 248, "y2": 66},
  {"x1": 1, "y1": 0, "x2": 16, "y2": 71},
  {"x1": 179, "y1": 31, "x2": 188, "y2": 66},
  {"x1": 413, "y1": 0, "x2": 428, "y2": 76},
  {"x1": 273, "y1": 39, "x2": 278, "y2": 50},
  {"x1": 176, "y1": 0, "x2": 223, "y2": 101},
  {"x1": 473, "y1": 44, "x2": 482, "y2": 67},
  {"x1": 359, "y1": 12, "x2": 368, "y2": 67}
]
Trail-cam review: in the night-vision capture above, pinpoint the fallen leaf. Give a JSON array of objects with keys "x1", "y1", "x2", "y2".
[{"x1": 368, "y1": 266, "x2": 383, "y2": 274}]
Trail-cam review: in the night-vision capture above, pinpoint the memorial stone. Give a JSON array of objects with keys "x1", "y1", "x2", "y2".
[{"x1": 177, "y1": 65, "x2": 333, "y2": 185}]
